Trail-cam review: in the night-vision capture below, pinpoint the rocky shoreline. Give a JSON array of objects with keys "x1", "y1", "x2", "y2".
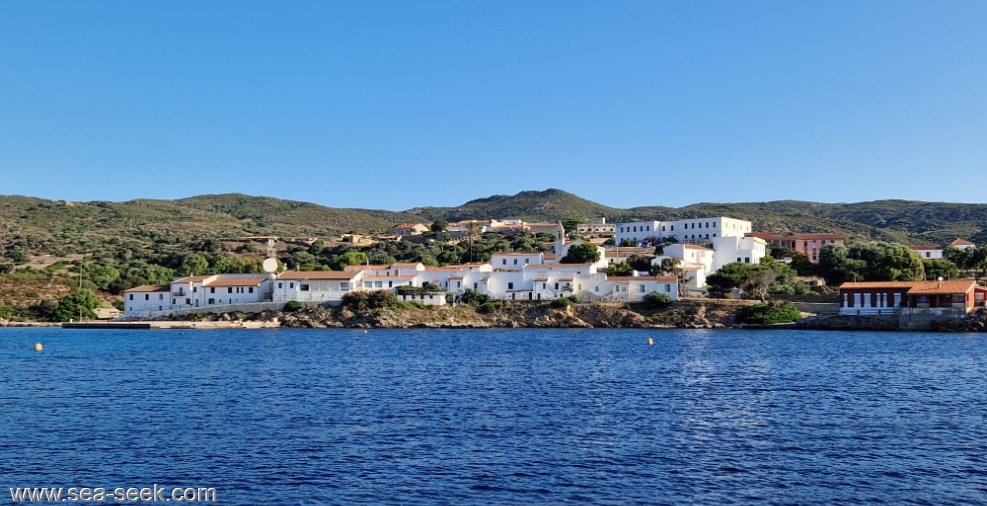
[{"x1": 275, "y1": 301, "x2": 739, "y2": 329}]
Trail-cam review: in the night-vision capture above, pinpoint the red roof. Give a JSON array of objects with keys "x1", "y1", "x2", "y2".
[{"x1": 278, "y1": 271, "x2": 360, "y2": 280}]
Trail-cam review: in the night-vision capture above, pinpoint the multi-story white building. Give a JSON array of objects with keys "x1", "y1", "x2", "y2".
[
  {"x1": 615, "y1": 217, "x2": 752, "y2": 246},
  {"x1": 123, "y1": 285, "x2": 171, "y2": 317},
  {"x1": 614, "y1": 221, "x2": 661, "y2": 245}
]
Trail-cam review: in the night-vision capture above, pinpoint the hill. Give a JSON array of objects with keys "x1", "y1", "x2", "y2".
[
  {"x1": 405, "y1": 189, "x2": 619, "y2": 223},
  {"x1": 2, "y1": 191, "x2": 987, "y2": 263}
]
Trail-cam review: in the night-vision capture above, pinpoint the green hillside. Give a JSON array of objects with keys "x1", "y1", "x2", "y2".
[
  {"x1": 406, "y1": 188, "x2": 620, "y2": 222},
  {"x1": 2, "y1": 191, "x2": 986, "y2": 263}
]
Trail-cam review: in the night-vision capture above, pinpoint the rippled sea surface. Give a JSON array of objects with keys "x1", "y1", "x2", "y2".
[{"x1": 3, "y1": 328, "x2": 987, "y2": 505}]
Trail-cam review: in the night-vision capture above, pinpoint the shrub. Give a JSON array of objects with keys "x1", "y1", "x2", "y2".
[
  {"x1": 477, "y1": 302, "x2": 498, "y2": 314},
  {"x1": 460, "y1": 289, "x2": 490, "y2": 307},
  {"x1": 643, "y1": 292, "x2": 673, "y2": 309},
  {"x1": 737, "y1": 303, "x2": 801, "y2": 325},
  {"x1": 567, "y1": 295, "x2": 579, "y2": 303},
  {"x1": 282, "y1": 300, "x2": 302, "y2": 312},
  {"x1": 552, "y1": 297, "x2": 572, "y2": 308}
]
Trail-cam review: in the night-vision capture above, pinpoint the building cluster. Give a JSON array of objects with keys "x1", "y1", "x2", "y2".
[{"x1": 123, "y1": 215, "x2": 863, "y2": 318}]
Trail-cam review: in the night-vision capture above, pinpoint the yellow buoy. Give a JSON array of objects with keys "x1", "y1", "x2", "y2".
[
  {"x1": 647, "y1": 338, "x2": 654, "y2": 346},
  {"x1": 34, "y1": 343, "x2": 43, "y2": 352}
]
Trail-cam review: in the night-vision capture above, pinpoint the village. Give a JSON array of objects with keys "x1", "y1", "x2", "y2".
[{"x1": 121, "y1": 215, "x2": 987, "y2": 328}]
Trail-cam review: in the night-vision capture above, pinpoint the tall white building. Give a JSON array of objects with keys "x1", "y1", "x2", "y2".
[{"x1": 615, "y1": 216, "x2": 752, "y2": 246}]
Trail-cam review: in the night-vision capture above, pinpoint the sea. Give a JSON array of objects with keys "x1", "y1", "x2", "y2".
[{"x1": 2, "y1": 327, "x2": 986, "y2": 505}]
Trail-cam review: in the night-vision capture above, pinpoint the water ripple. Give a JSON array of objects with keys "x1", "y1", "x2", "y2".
[{"x1": 2, "y1": 328, "x2": 987, "y2": 504}]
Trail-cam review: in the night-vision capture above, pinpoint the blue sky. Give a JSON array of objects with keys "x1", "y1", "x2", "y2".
[{"x1": 1, "y1": 1, "x2": 984, "y2": 211}]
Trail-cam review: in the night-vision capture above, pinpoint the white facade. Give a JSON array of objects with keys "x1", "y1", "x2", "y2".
[
  {"x1": 711, "y1": 236, "x2": 768, "y2": 271},
  {"x1": 274, "y1": 271, "x2": 363, "y2": 303},
  {"x1": 615, "y1": 221, "x2": 661, "y2": 245},
  {"x1": 604, "y1": 276, "x2": 679, "y2": 302},
  {"x1": 491, "y1": 252, "x2": 545, "y2": 271},
  {"x1": 616, "y1": 217, "x2": 752, "y2": 246},
  {"x1": 123, "y1": 285, "x2": 171, "y2": 317},
  {"x1": 660, "y1": 217, "x2": 751, "y2": 243},
  {"x1": 910, "y1": 246, "x2": 944, "y2": 260}
]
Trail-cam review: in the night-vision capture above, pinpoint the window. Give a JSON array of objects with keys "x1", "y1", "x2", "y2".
[
  {"x1": 340, "y1": 282, "x2": 349, "y2": 290},
  {"x1": 514, "y1": 259, "x2": 518, "y2": 265},
  {"x1": 278, "y1": 282, "x2": 283, "y2": 289},
  {"x1": 300, "y1": 284, "x2": 310, "y2": 291},
  {"x1": 364, "y1": 281, "x2": 372, "y2": 288},
  {"x1": 555, "y1": 283, "x2": 559, "y2": 289},
  {"x1": 508, "y1": 282, "x2": 514, "y2": 290},
  {"x1": 210, "y1": 287, "x2": 215, "y2": 293},
  {"x1": 374, "y1": 281, "x2": 383, "y2": 288},
  {"x1": 388, "y1": 281, "x2": 393, "y2": 288},
  {"x1": 289, "y1": 283, "x2": 294, "y2": 289},
  {"x1": 208, "y1": 298, "x2": 214, "y2": 304},
  {"x1": 145, "y1": 294, "x2": 149, "y2": 300},
  {"x1": 474, "y1": 283, "x2": 478, "y2": 289},
  {"x1": 665, "y1": 284, "x2": 671, "y2": 292},
  {"x1": 745, "y1": 257, "x2": 750, "y2": 263},
  {"x1": 249, "y1": 287, "x2": 254, "y2": 293},
  {"x1": 662, "y1": 226, "x2": 665, "y2": 231},
  {"x1": 503, "y1": 259, "x2": 507, "y2": 265},
  {"x1": 129, "y1": 294, "x2": 133, "y2": 300},
  {"x1": 595, "y1": 286, "x2": 599, "y2": 292},
  {"x1": 159, "y1": 294, "x2": 164, "y2": 300},
  {"x1": 639, "y1": 284, "x2": 645, "y2": 292}
]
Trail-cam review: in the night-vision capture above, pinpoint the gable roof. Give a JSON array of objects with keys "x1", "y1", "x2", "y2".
[
  {"x1": 125, "y1": 284, "x2": 171, "y2": 293},
  {"x1": 278, "y1": 271, "x2": 360, "y2": 281},
  {"x1": 950, "y1": 238, "x2": 975, "y2": 246},
  {"x1": 839, "y1": 280, "x2": 975, "y2": 295},
  {"x1": 204, "y1": 277, "x2": 269, "y2": 287}
]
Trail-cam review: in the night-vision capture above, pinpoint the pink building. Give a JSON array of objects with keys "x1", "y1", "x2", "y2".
[{"x1": 748, "y1": 232, "x2": 846, "y2": 262}]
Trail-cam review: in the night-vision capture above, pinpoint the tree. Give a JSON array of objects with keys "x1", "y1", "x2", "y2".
[
  {"x1": 923, "y1": 259, "x2": 960, "y2": 280},
  {"x1": 465, "y1": 221, "x2": 483, "y2": 263},
  {"x1": 818, "y1": 243, "x2": 923, "y2": 285},
  {"x1": 430, "y1": 218, "x2": 449, "y2": 233},
  {"x1": 650, "y1": 257, "x2": 682, "y2": 276},
  {"x1": 560, "y1": 243, "x2": 600, "y2": 264},
  {"x1": 606, "y1": 261, "x2": 633, "y2": 276},
  {"x1": 180, "y1": 254, "x2": 209, "y2": 276},
  {"x1": 308, "y1": 239, "x2": 326, "y2": 256},
  {"x1": 627, "y1": 254, "x2": 652, "y2": 272}
]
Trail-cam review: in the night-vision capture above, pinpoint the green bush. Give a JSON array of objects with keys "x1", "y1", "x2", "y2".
[
  {"x1": 643, "y1": 292, "x2": 673, "y2": 308},
  {"x1": 552, "y1": 297, "x2": 572, "y2": 308},
  {"x1": 282, "y1": 300, "x2": 303, "y2": 312},
  {"x1": 567, "y1": 295, "x2": 579, "y2": 303},
  {"x1": 460, "y1": 289, "x2": 490, "y2": 307},
  {"x1": 477, "y1": 302, "x2": 498, "y2": 314},
  {"x1": 737, "y1": 303, "x2": 801, "y2": 324}
]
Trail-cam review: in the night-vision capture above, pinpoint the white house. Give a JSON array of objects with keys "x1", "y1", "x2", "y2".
[
  {"x1": 603, "y1": 275, "x2": 679, "y2": 302},
  {"x1": 711, "y1": 235, "x2": 767, "y2": 271},
  {"x1": 274, "y1": 270, "x2": 363, "y2": 303},
  {"x1": 393, "y1": 223, "x2": 429, "y2": 236},
  {"x1": 123, "y1": 284, "x2": 171, "y2": 317},
  {"x1": 660, "y1": 217, "x2": 752, "y2": 243},
  {"x1": 910, "y1": 246, "x2": 944, "y2": 260},
  {"x1": 491, "y1": 252, "x2": 545, "y2": 271}
]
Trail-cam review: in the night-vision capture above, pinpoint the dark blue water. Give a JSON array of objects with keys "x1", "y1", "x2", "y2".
[{"x1": 2, "y1": 328, "x2": 987, "y2": 505}]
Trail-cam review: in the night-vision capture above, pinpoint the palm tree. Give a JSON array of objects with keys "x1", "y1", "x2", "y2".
[{"x1": 465, "y1": 221, "x2": 483, "y2": 263}]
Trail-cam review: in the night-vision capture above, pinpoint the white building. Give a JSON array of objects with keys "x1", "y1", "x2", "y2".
[
  {"x1": 491, "y1": 252, "x2": 545, "y2": 271},
  {"x1": 910, "y1": 246, "x2": 944, "y2": 260},
  {"x1": 604, "y1": 275, "x2": 679, "y2": 302},
  {"x1": 614, "y1": 221, "x2": 661, "y2": 245},
  {"x1": 274, "y1": 271, "x2": 363, "y2": 303},
  {"x1": 615, "y1": 217, "x2": 752, "y2": 246},
  {"x1": 711, "y1": 235, "x2": 768, "y2": 271},
  {"x1": 123, "y1": 284, "x2": 171, "y2": 317}
]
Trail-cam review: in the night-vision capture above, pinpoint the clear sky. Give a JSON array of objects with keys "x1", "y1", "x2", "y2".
[{"x1": 1, "y1": 1, "x2": 985, "y2": 211}]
